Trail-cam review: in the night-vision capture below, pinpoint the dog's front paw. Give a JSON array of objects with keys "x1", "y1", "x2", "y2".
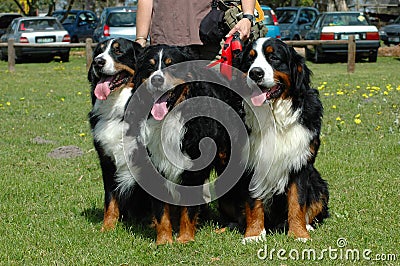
[
  {"x1": 242, "y1": 229, "x2": 267, "y2": 244},
  {"x1": 306, "y1": 224, "x2": 315, "y2": 232}
]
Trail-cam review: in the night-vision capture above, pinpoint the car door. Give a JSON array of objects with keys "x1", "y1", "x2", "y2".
[{"x1": 299, "y1": 8, "x2": 319, "y2": 38}]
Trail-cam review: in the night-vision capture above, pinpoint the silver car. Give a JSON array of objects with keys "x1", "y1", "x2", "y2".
[
  {"x1": 0, "y1": 16, "x2": 71, "y2": 62},
  {"x1": 93, "y1": 6, "x2": 137, "y2": 43}
]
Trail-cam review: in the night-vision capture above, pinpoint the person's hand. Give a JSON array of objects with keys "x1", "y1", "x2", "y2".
[
  {"x1": 226, "y1": 18, "x2": 252, "y2": 41},
  {"x1": 135, "y1": 37, "x2": 147, "y2": 47}
]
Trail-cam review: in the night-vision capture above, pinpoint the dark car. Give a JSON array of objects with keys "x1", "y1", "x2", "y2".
[
  {"x1": 304, "y1": 12, "x2": 380, "y2": 63},
  {"x1": 52, "y1": 10, "x2": 98, "y2": 43},
  {"x1": 275, "y1": 6, "x2": 319, "y2": 40},
  {"x1": 379, "y1": 16, "x2": 400, "y2": 46},
  {"x1": 0, "y1": 17, "x2": 70, "y2": 62},
  {"x1": 0, "y1": 13, "x2": 22, "y2": 37},
  {"x1": 93, "y1": 6, "x2": 137, "y2": 43}
]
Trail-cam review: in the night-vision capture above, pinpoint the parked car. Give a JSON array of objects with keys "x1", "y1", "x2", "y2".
[
  {"x1": 379, "y1": 16, "x2": 400, "y2": 46},
  {"x1": 0, "y1": 13, "x2": 22, "y2": 37},
  {"x1": 0, "y1": 17, "x2": 71, "y2": 62},
  {"x1": 93, "y1": 6, "x2": 136, "y2": 43},
  {"x1": 260, "y1": 5, "x2": 281, "y2": 38},
  {"x1": 275, "y1": 6, "x2": 319, "y2": 40},
  {"x1": 52, "y1": 9, "x2": 98, "y2": 43},
  {"x1": 304, "y1": 12, "x2": 380, "y2": 63}
]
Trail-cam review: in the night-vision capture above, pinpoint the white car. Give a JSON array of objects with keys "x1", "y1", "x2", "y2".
[
  {"x1": 0, "y1": 16, "x2": 71, "y2": 62},
  {"x1": 304, "y1": 12, "x2": 380, "y2": 63}
]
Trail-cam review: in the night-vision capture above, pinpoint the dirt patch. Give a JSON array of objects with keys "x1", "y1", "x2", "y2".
[{"x1": 48, "y1": 145, "x2": 84, "y2": 159}]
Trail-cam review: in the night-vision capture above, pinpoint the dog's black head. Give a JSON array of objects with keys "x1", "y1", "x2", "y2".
[
  {"x1": 88, "y1": 38, "x2": 143, "y2": 104},
  {"x1": 235, "y1": 37, "x2": 311, "y2": 106},
  {"x1": 134, "y1": 45, "x2": 196, "y2": 120}
]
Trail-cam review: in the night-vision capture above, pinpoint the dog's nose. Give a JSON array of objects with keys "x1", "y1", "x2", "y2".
[
  {"x1": 94, "y1": 57, "x2": 106, "y2": 68},
  {"x1": 151, "y1": 74, "x2": 164, "y2": 87},
  {"x1": 249, "y1": 67, "x2": 264, "y2": 82}
]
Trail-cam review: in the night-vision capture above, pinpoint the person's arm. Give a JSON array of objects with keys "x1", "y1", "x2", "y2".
[
  {"x1": 135, "y1": 0, "x2": 153, "y2": 47},
  {"x1": 225, "y1": 0, "x2": 255, "y2": 40}
]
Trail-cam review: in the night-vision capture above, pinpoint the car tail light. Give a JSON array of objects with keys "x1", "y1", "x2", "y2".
[
  {"x1": 103, "y1": 24, "x2": 110, "y2": 36},
  {"x1": 366, "y1": 32, "x2": 379, "y2": 40},
  {"x1": 271, "y1": 10, "x2": 279, "y2": 26},
  {"x1": 62, "y1": 34, "x2": 71, "y2": 42},
  {"x1": 19, "y1": 37, "x2": 29, "y2": 43},
  {"x1": 320, "y1": 32, "x2": 334, "y2": 40}
]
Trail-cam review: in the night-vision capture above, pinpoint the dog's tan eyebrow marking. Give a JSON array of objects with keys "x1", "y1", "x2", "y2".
[
  {"x1": 164, "y1": 58, "x2": 172, "y2": 65},
  {"x1": 249, "y1": 49, "x2": 256, "y2": 57},
  {"x1": 149, "y1": 59, "x2": 156, "y2": 65},
  {"x1": 265, "y1": 45, "x2": 274, "y2": 54},
  {"x1": 112, "y1": 42, "x2": 120, "y2": 49}
]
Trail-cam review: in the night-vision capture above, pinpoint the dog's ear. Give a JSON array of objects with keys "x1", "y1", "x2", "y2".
[{"x1": 289, "y1": 46, "x2": 311, "y2": 89}]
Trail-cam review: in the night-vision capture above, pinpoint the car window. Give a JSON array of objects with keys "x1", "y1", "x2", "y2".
[
  {"x1": 18, "y1": 19, "x2": 64, "y2": 31},
  {"x1": 322, "y1": 13, "x2": 369, "y2": 26},
  {"x1": 263, "y1": 9, "x2": 273, "y2": 25},
  {"x1": 85, "y1": 12, "x2": 97, "y2": 24},
  {"x1": 107, "y1": 12, "x2": 136, "y2": 27},
  {"x1": 277, "y1": 10, "x2": 297, "y2": 23}
]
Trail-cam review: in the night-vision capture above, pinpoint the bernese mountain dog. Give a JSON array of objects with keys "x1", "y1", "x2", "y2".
[
  {"x1": 132, "y1": 44, "x2": 244, "y2": 244},
  {"x1": 88, "y1": 38, "x2": 150, "y2": 231},
  {"x1": 222, "y1": 37, "x2": 329, "y2": 243}
]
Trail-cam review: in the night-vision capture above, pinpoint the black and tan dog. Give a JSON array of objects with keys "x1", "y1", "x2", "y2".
[
  {"x1": 88, "y1": 38, "x2": 150, "y2": 231},
  {"x1": 221, "y1": 37, "x2": 329, "y2": 243},
  {"x1": 134, "y1": 44, "x2": 244, "y2": 244}
]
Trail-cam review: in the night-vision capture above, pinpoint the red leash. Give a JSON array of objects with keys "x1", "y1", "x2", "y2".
[{"x1": 207, "y1": 32, "x2": 243, "y2": 80}]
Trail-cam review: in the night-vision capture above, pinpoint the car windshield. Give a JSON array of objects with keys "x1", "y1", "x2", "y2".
[
  {"x1": 276, "y1": 10, "x2": 297, "y2": 23},
  {"x1": 107, "y1": 12, "x2": 136, "y2": 27},
  {"x1": 322, "y1": 13, "x2": 369, "y2": 26},
  {"x1": 393, "y1": 16, "x2": 400, "y2": 24}
]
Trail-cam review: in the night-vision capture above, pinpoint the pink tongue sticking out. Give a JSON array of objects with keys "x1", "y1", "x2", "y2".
[
  {"x1": 94, "y1": 76, "x2": 114, "y2": 100},
  {"x1": 151, "y1": 101, "x2": 168, "y2": 120},
  {"x1": 251, "y1": 92, "x2": 267, "y2": 106}
]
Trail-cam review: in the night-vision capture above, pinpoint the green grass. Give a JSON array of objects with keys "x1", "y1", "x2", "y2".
[{"x1": 0, "y1": 54, "x2": 399, "y2": 265}]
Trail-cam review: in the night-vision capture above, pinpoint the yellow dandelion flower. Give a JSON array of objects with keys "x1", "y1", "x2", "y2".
[
  {"x1": 377, "y1": 111, "x2": 382, "y2": 115},
  {"x1": 362, "y1": 93, "x2": 368, "y2": 98},
  {"x1": 355, "y1": 114, "x2": 361, "y2": 119},
  {"x1": 20, "y1": 97, "x2": 25, "y2": 101},
  {"x1": 369, "y1": 93, "x2": 373, "y2": 97},
  {"x1": 336, "y1": 91, "x2": 344, "y2": 95},
  {"x1": 77, "y1": 92, "x2": 82, "y2": 95},
  {"x1": 396, "y1": 86, "x2": 400, "y2": 91},
  {"x1": 336, "y1": 117, "x2": 342, "y2": 121},
  {"x1": 79, "y1": 133, "x2": 86, "y2": 137},
  {"x1": 354, "y1": 118, "x2": 361, "y2": 124},
  {"x1": 323, "y1": 81, "x2": 327, "y2": 85},
  {"x1": 340, "y1": 121, "x2": 345, "y2": 125},
  {"x1": 332, "y1": 105, "x2": 337, "y2": 109},
  {"x1": 324, "y1": 93, "x2": 330, "y2": 96},
  {"x1": 60, "y1": 97, "x2": 65, "y2": 102},
  {"x1": 6, "y1": 102, "x2": 11, "y2": 106},
  {"x1": 375, "y1": 126, "x2": 381, "y2": 131},
  {"x1": 383, "y1": 91, "x2": 389, "y2": 95}
]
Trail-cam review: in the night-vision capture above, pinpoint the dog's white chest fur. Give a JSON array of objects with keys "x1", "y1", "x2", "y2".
[
  {"x1": 140, "y1": 111, "x2": 192, "y2": 185},
  {"x1": 91, "y1": 87, "x2": 139, "y2": 193},
  {"x1": 244, "y1": 99, "x2": 314, "y2": 201}
]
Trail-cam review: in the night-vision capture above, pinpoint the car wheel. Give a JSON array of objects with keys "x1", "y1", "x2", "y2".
[
  {"x1": 60, "y1": 53, "x2": 70, "y2": 62},
  {"x1": 368, "y1": 50, "x2": 377, "y2": 63}
]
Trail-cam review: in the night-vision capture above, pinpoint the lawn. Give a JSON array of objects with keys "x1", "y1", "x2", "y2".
[{"x1": 0, "y1": 52, "x2": 399, "y2": 265}]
